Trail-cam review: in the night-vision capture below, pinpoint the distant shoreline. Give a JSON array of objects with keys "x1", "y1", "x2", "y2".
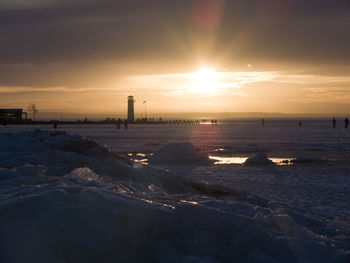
[
  {"x1": 16, "y1": 112, "x2": 350, "y2": 121},
  {"x1": 1, "y1": 117, "x2": 347, "y2": 127}
]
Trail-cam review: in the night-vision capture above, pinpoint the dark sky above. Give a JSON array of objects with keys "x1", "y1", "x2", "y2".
[{"x1": 1, "y1": 0, "x2": 350, "y2": 114}]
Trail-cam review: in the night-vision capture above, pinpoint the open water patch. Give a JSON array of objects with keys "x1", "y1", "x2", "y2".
[
  {"x1": 128, "y1": 153, "x2": 295, "y2": 166},
  {"x1": 209, "y1": 156, "x2": 295, "y2": 166}
]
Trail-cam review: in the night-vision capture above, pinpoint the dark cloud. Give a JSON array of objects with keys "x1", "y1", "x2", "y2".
[{"x1": 0, "y1": 0, "x2": 349, "y2": 88}]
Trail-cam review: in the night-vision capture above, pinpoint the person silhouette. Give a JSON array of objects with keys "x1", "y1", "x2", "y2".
[
  {"x1": 261, "y1": 118, "x2": 265, "y2": 127},
  {"x1": 299, "y1": 121, "x2": 302, "y2": 128},
  {"x1": 116, "y1": 118, "x2": 121, "y2": 130},
  {"x1": 124, "y1": 119, "x2": 128, "y2": 130},
  {"x1": 332, "y1": 118, "x2": 336, "y2": 129},
  {"x1": 53, "y1": 120, "x2": 58, "y2": 129},
  {"x1": 345, "y1": 118, "x2": 349, "y2": 129}
]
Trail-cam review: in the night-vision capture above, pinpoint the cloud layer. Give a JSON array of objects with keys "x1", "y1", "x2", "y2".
[{"x1": 1, "y1": 0, "x2": 350, "y2": 114}]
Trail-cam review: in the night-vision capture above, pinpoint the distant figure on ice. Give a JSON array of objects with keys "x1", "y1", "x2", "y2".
[
  {"x1": 116, "y1": 119, "x2": 121, "y2": 130},
  {"x1": 299, "y1": 121, "x2": 302, "y2": 128},
  {"x1": 332, "y1": 118, "x2": 336, "y2": 129},
  {"x1": 261, "y1": 118, "x2": 265, "y2": 127},
  {"x1": 124, "y1": 119, "x2": 128, "y2": 130},
  {"x1": 52, "y1": 120, "x2": 58, "y2": 129},
  {"x1": 345, "y1": 118, "x2": 349, "y2": 129}
]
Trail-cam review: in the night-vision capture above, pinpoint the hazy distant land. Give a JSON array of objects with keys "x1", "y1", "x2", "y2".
[{"x1": 31, "y1": 111, "x2": 349, "y2": 120}]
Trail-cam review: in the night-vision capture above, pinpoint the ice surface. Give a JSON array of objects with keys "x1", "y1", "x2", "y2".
[
  {"x1": 0, "y1": 123, "x2": 350, "y2": 263},
  {"x1": 149, "y1": 142, "x2": 211, "y2": 165}
]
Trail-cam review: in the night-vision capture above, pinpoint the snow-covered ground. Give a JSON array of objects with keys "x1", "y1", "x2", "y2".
[{"x1": 0, "y1": 120, "x2": 349, "y2": 262}]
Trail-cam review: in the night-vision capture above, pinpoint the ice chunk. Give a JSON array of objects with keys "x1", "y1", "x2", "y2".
[
  {"x1": 264, "y1": 214, "x2": 296, "y2": 234},
  {"x1": 331, "y1": 217, "x2": 350, "y2": 234},
  {"x1": 248, "y1": 249, "x2": 284, "y2": 263},
  {"x1": 13, "y1": 164, "x2": 47, "y2": 177},
  {"x1": 244, "y1": 153, "x2": 275, "y2": 166},
  {"x1": 273, "y1": 237, "x2": 330, "y2": 262}
]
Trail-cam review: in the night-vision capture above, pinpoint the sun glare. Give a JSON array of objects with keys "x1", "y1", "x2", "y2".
[{"x1": 190, "y1": 67, "x2": 218, "y2": 94}]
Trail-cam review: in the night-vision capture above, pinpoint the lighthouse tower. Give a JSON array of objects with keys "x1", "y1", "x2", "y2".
[{"x1": 127, "y1": 96, "x2": 135, "y2": 122}]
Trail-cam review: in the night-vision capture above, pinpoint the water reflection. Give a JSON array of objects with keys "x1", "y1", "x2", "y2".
[
  {"x1": 209, "y1": 156, "x2": 294, "y2": 166},
  {"x1": 271, "y1": 158, "x2": 294, "y2": 166},
  {"x1": 128, "y1": 152, "x2": 294, "y2": 166},
  {"x1": 209, "y1": 156, "x2": 247, "y2": 164},
  {"x1": 214, "y1": 148, "x2": 225, "y2": 152},
  {"x1": 128, "y1": 153, "x2": 149, "y2": 165},
  {"x1": 180, "y1": 200, "x2": 199, "y2": 205},
  {"x1": 134, "y1": 159, "x2": 148, "y2": 165}
]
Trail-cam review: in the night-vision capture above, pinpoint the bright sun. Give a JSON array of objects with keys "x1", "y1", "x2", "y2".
[{"x1": 190, "y1": 67, "x2": 218, "y2": 94}]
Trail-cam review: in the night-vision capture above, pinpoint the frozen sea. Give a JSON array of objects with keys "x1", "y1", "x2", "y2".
[{"x1": 0, "y1": 119, "x2": 349, "y2": 262}]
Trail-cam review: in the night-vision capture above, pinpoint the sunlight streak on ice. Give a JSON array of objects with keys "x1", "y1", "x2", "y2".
[{"x1": 209, "y1": 156, "x2": 294, "y2": 165}]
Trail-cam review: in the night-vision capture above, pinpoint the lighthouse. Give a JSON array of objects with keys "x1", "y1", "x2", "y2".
[{"x1": 127, "y1": 96, "x2": 135, "y2": 122}]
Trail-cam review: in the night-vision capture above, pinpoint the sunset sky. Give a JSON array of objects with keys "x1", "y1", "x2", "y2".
[{"x1": 1, "y1": 0, "x2": 350, "y2": 116}]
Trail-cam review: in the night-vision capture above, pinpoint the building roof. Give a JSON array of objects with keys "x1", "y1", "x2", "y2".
[{"x1": 0, "y1": 109, "x2": 23, "y2": 112}]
